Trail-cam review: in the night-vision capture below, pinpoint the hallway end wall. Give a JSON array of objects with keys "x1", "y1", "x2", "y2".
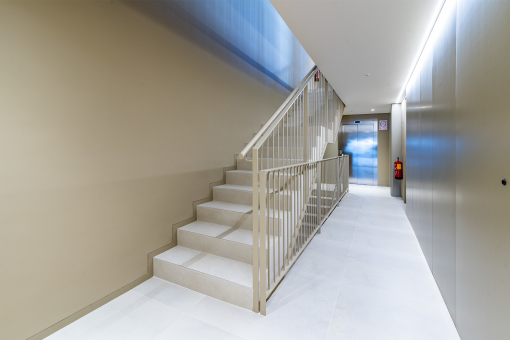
[{"x1": 341, "y1": 113, "x2": 390, "y2": 186}]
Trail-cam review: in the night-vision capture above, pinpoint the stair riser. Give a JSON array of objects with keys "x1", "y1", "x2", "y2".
[
  {"x1": 237, "y1": 158, "x2": 252, "y2": 171},
  {"x1": 226, "y1": 171, "x2": 252, "y2": 186},
  {"x1": 311, "y1": 189, "x2": 337, "y2": 196},
  {"x1": 215, "y1": 186, "x2": 296, "y2": 208},
  {"x1": 214, "y1": 187, "x2": 253, "y2": 206},
  {"x1": 238, "y1": 158, "x2": 314, "y2": 170},
  {"x1": 260, "y1": 148, "x2": 304, "y2": 158},
  {"x1": 227, "y1": 167, "x2": 304, "y2": 187},
  {"x1": 197, "y1": 206, "x2": 283, "y2": 233},
  {"x1": 309, "y1": 197, "x2": 335, "y2": 206},
  {"x1": 154, "y1": 259, "x2": 252, "y2": 310},
  {"x1": 178, "y1": 230, "x2": 252, "y2": 264}
]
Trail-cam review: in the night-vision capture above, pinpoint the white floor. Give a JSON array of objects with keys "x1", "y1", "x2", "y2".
[{"x1": 46, "y1": 185, "x2": 460, "y2": 340}]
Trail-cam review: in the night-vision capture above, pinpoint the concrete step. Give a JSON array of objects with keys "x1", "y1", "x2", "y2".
[
  {"x1": 154, "y1": 246, "x2": 252, "y2": 309},
  {"x1": 237, "y1": 158, "x2": 252, "y2": 171},
  {"x1": 226, "y1": 170, "x2": 252, "y2": 186},
  {"x1": 197, "y1": 201, "x2": 284, "y2": 232},
  {"x1": 214, "y1": 184, "x2": 298, "y2": 208},
  {"x1": 214, "y1": 184, "x2": 253, "y2": 206},
  {"x1": 177, "y1": 221, "x2": 252, "y2": 264},
  {"x1": 259, "y1": 147, "x2": 304, "y2": 158},
  {"x1": 309, "y1": 195, "x2": 336, "y2": 206},
  {"x1": 226, "y1": 169, "x2": 303, "y2": 188}
]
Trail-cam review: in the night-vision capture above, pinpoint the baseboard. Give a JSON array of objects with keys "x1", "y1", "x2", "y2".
[{"x1": 27, "y1": 156, "x2": 238, "y2": 340}]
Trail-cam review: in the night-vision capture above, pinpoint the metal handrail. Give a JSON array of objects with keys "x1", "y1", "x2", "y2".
[
  {"x1": 238, "y1": 65, "x2": 318, "y2": 159},
  {"x1": 253, "y1": 156, "x2": 341, "y2": 172}
]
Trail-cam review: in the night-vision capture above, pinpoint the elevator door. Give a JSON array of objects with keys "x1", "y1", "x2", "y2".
[{"x1": 341, "y1": 123, "x2": 378, "y2": 185}]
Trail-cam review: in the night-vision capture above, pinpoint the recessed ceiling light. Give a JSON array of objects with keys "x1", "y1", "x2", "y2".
[
  {"x1": 365, "y1": 74, "x2": 371, "y2": 76},
  {"x1": 371, "y1": 109, "x2": 375, "y2": 111}
]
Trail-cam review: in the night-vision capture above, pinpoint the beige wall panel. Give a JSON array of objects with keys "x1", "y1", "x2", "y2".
[
  {"x1": 419, "y1": 47, "x2": 433, "y2": 267},
  {"x1": 455, "y1": 0, "x2": 510, "y2": 338},
  {"x1": 342, "y1": 113, "x2": 390, "y2": 186},
  {"x1": 0, "y1": 2, "x2": 288, "y2": 339},
  {"x1": 406, "y1": 1, "x2": 457, "y2": 321},
  {"x1": 431, "y1": 2, "x2": 457, "y2": 321},
  {"x1": 401, "y1": 98, "x2": 407, "y2": 203}
]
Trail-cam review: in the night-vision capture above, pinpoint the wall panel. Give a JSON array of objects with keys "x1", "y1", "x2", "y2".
[
  {"x1": 406, "y1": 0, "x2": 510, "y2": 335},
  {"x1": 431, "y1": 1, "x2": 457, "y2": 320},
  {"x1": 455, "y1": 0, "x2": 510, "y2": 338},
  {"x1": 406, "y1": 70, "x2": 420, "y2": 238},
  {"x1": 419, "y1": 48, "x2": 434, "y2": 267},
  {"x1": 405, "y1": 0, "x2": 457, "y2": 321}
]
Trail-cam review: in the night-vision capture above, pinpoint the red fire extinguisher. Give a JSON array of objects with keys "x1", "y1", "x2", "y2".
[
  {"x1": 314, "y1": 70, "x2": 320, "y2": 82},
  {"x1": 394, "y1": 157, "x2": 403, "y2": 180}
]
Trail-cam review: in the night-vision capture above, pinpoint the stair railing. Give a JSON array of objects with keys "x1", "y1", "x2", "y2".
[
  {"x1": 239, "y1": 66, "x2": 345, "y2": 314},
  {"x1": 258, "y1": 155, "x2": 349, "y2": 314}
]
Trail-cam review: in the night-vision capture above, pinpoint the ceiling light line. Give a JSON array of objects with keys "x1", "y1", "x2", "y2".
[{"x1": 395, "y1": 0, "x2": 447, "y2": 103}]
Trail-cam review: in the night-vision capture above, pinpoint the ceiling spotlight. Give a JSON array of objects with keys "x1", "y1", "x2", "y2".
[
  {"x1": 371, "y1": 109, "x2": 375, "y2": 111},
  {"x1": 365, "y1": 74, "x2": 371, "y2": 76}
]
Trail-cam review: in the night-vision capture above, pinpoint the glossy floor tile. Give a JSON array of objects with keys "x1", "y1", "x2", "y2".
[{"x1": 45, "y1": 185, "x2": 459, "y2": 340}]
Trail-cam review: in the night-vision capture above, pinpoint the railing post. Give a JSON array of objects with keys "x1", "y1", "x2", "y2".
[
  {"x1": 324, "y1": 79, "x2": 329, "y2": 142},
  {"x1": 251, "y1": 150, "x2": 259, "y2": 313},
  {"x1": 259, "y1": 170, "x2": 267, "y2": 316},
  {"x1": 303, "y1": 84, "x2": 309, "y2": 163},
  {"x1": 337, "y1": 156, "x2": 341, "y2": 206},
  {"x1": 317, "y1": 162, "x2": 322, "y2": 234}
]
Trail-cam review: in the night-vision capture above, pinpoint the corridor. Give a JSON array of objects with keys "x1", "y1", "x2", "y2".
[{"x1": 46, "y1": 185, "x2": 459, "y2": 340}]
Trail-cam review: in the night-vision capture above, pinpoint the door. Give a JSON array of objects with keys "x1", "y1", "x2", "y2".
[{"x1": 341, "y1": 121, "x2": 378, "y2": 185}]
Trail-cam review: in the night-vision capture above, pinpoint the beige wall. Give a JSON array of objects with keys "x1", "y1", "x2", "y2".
[
  {"x1": 323, "y1": 141, "x2": 339, "y2": 159},
  {"x1": 0, "y1": 2, "x2": 288, "y2": 339},
  {"x1": 342, "y1": 113, "x2": 391, "y2": 186}
]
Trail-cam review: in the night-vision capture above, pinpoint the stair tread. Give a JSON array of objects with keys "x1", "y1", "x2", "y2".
[
  {"x1": 215, "y1": 184, "x2": 253, "y2": 192},
  {"x1": 155, "y1": 246, "x2": 252, "y2": 288},
  {"x1": 179, "y1": 221, "x2": 253, "y2": 246},
  {"x1": 179, "y1": 221, "x2": 232, "y2": 237},
  {"x1": 222, "y1": 228, "x2": 253, "y2": 245},
  {"x1": 227, "y1": 170, "x2": 252, "y2": 174},
  {"x1": 199, "y1": 201, "x2": 252, "y2": 213},
  {"x1": 215, "y1": 184, "x2": 291, "y2": 194}
]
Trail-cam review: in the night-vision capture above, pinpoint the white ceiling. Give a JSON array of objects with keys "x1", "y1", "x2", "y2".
[{"x1": 270, "y1": 0, "x2": 443, "y2": 115}]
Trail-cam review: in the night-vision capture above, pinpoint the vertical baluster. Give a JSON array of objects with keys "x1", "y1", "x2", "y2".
[
  {"x1": 337, "y1": 156, "x2": 340, "y2": 206},
  {"x1": 277, "y1": 169, "x2": 280, "y2": 278},
  {"x1": 267, "y1": 173, "x2": 270, "y2": 290},
  {"x1": 262, "y1": 139, "x2": 265, "y2": 172},
  {"x1": 272, "y1": 171, "x2": 275, "y2": 285},
  {"x1": 252, "y1": 149, "x2": 259, "y2": 313},
  {"x1": 283, "y1": 167, "x2": 285, "y2": 269},
  {"x1": 277, "y1": 120, "x2": 280, "y2": 169},
  {"x1": 259, "y1": 171, "x2": 267, "y2": 316}
]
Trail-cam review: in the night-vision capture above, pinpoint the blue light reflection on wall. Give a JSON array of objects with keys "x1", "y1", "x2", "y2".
[{"x1": 127, "y1": 0, "x2": 314, "y2": 92}]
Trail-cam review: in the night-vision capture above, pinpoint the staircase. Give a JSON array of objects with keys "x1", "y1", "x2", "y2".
[
  {"x1": 153, "y1": 156, "x2": 260, "y2": 310},
  {"x1": 153, "y1": 66, "x2": 347, "y2": 313}
]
